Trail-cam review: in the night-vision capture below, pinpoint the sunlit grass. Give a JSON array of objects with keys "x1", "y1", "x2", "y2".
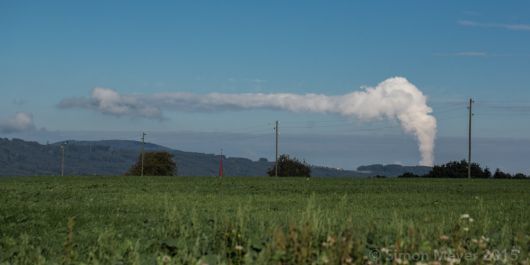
[{"x1": 0, "y1": 177, "x2": 528, "y2": 264}]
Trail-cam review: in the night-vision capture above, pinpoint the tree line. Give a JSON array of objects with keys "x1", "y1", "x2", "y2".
[
  {"x1": 126, "y1": 152, "x2": 528, "y2": 179},
  {"x1": 397, "y1": 160, "x2": 529, "y2": 179},
  {"x1": 125, "y1": 152, "x2": 312, "y2": 177}
]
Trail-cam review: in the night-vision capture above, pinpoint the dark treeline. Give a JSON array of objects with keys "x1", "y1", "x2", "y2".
[{"x1": 398, "y1": 160, "x2": 529, "y2": 179}]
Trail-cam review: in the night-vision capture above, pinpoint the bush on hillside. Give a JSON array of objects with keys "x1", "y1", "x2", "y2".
[
  {"x1": 126, "y1": 151, "x2": 177, "y2": 176},
  {"x1": 267, "y1": 154, "x2": 310, "y2": 177}
]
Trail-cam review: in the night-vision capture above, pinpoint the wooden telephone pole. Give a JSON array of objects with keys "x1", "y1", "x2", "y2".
[
  {"x1": 467, "y1": 98, "x2": 474, "y2": 179},
  {"x1": 141, "y1": 132, "x2": 146, "y2": 177},
  {"x1": 275, "y1": 120, "x2": 279, "y2": 177},
  {"x1": 219, "y1": 149, "x2": 224, "y2": 178}
]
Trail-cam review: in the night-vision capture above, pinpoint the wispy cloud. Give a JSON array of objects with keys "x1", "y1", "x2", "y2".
[
  {"x1": 0, "y1": 112, "x2": 36, "y2": 134},
  {"x1": 454, "y1": 51, "x2": 488, "y2": 57},
  {"x1": 12, "y1": 99, "x2": 27, "y2": 106},
  {"x1": 58, "y1": 88, "x2": 163, "y2": 119},
  {"x1": 434, "y1": 51, "x2": 530, "y2": 58},
  {"x1": 434, "y1": 51, "x2": 488, "y2": 57},
  {"x1": 458, "y1": 20, "x2": 530, "y2": 31}
]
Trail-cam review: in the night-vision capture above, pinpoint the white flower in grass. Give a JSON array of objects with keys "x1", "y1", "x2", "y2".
[
  {"x1": 460, "y1": 214, "x2": 470, "y2": 219},
  {"x1": 445, "y1": 257, "x2": 461, "y2": 264}
]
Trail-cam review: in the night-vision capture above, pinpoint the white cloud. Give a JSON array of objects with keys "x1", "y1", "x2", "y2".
[
  {"x1": 458, "y1": 20, "x2": 530, "y2": 31},
  {"x1": 58, "y1": 77, "x2": 437, "y2": 166},
  {"x1": 0, "y1": 112, "x2": 36, "y2": 134}
]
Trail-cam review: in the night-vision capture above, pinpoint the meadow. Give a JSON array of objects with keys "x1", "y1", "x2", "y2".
[{"x1": 0, "y1": 176, "x2": 528, "y2": 264}]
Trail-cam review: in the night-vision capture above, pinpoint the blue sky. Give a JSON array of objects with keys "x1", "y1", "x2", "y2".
[{"x1": 1, "y1": 1, "x2": 530, "y2": 170}]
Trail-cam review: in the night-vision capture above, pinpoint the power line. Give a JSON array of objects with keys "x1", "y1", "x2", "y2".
[
  {"x1": 215, "y1": 132, "x2": 272, "y2": 141},
  {"x1": 433, "y1": 106, "x2": 466, "y2": 115},
  {"x1": 226, "y1": 124, "x2": 273, "y2": 133},
  {"x1": 220, "y1": 105, "x2": 465, "y2": 133},
  {"x1": 436, "y1": 114, "x2": 464, "y2": 121}
]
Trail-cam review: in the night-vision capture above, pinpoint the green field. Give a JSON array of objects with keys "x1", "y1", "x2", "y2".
[{"x1": 0, "y1": 177, "x2": 529, "y2": 264}]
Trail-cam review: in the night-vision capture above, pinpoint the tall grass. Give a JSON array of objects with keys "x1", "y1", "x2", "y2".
[{"x1": 0, "y1": 177, "x2": 528, "y2": 264}]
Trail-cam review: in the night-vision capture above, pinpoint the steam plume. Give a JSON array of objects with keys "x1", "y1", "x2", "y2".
[{"x1": 59, "y1": 77, "x2": 437, "y2": 165}]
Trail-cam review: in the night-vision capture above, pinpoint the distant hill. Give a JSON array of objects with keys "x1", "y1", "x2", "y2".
[
  {"x1": 0, "y1": 138, "x2": 368, "y2": 177},
  {"x1": 357, "y1": 164, "x2": 432, "y2": 177}
]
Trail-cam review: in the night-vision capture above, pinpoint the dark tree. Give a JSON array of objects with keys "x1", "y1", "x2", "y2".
[
  {"x1": 493, "y1": 168, "x2": 512, "y2": 179},
  {"x1": 513, "y1": 173, "x2": 528, "y2": 179},
  {"x1": 484, "y1": 168, "x2": 492, "y2": 178},
  {"x1": 267, "y1": 154, "x2": 311, "y2": 177},
  {"x1": 126, "y1": 151, "x2": 177, "y2": 176},
  {"x1": 426, "y1": 160, "x2": 491, "y2": 178}
]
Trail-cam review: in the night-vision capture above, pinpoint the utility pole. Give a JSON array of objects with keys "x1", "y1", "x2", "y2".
[
  {"x1": 467, "y1": 98, "x2": 474, "y2": 179},
  {"x1": 275, "y1": 120, "x2": 279, "y2": 177},
  {"x1": 141, "y1": 132, "x2": 146, "y2": 177},
  {"x1": 61, "y1": 144, "x2": 65, "y2": 177},
  {"x1": 219, "y1": 148, "x2": 223, "y2": 178},
  {"x1": 60, "y1": 141, "x2": 68, "y2": 176}
]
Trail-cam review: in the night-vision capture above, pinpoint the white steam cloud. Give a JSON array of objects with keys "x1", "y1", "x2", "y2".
[
  {"x1": 59, "y1": 77, "x2": 437, "y2": 165},
  {"x1": 0, "y1": 112, "x2": 36, "y2": 134}
]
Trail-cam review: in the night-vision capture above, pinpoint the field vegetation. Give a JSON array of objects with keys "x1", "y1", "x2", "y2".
[{"x1": 0, "y1": 176, "x2": 529, "y2": 264}]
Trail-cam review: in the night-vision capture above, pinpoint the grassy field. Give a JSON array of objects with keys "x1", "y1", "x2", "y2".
[{"x1": 0, "y1": 176, "x2": 529, "y2": 264}]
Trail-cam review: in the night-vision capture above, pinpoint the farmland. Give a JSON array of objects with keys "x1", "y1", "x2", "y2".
[{"x1": 0, "y1": 176, "x2": 529, "y2": 264}]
